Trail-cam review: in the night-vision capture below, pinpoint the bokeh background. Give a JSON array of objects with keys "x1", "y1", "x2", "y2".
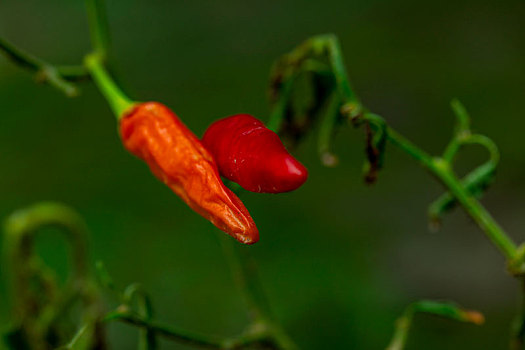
[{"x1": 1, "y1": 0, "x2": 525, "y2": 349}]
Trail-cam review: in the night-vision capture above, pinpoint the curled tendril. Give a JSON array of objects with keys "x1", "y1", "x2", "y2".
[
  {"x1": 3, "y1": 202, "x2": 103, "y2": 350},
  {"x1": 428, "y1": 101, "x2": 500, "y2": 228}
]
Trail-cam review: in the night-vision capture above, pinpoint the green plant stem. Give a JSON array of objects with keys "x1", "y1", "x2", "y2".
[
  {"x1": 58, "y1": 324, "x2": 89, "y2": 349},
  {"x1": 428, "y1": 161, "x2": 495, "y2": 223},
  {"x1": 442, "y1": 99, "x2": 471, "y2": 162},
  {"x1": 386, "y1": 300, "x2": 483, "y2": 350},
  {"x1": 0, "y1": 37, "x2": 88, "y2": 96},
  {"x1": 382, "y1": 126, "x2": 435, "y2": 169},
  {"x1": 364, "y1": 87, "x2": 515, "y2": 259},
  {"x1": 105, "y1": 312, "x2": 224, "y2": 349},
  {"x1": 0, "y1": 37, "x2": 47, "y2": 72},
  {"x1": 267, "y1": 76, "x2": 295, "y2": 132},
  {"x1": 56, "y1": 65, "x2": 91, "y2": 81},
  {"x1": 84, "y1": 52, "x2": 134, "y2": 118},
  {"x1": 317, "y1": 91, "x2": 342, "y2": 165},
  {"x1": 219, "y1": 235, "x2": 298, "y2": 350},
  {"x1": 435, "y1": 161, "x2": 516, "y2": 259},
  {"x1": 85, "y1": 0, "x2": 110, "y2": 59},
  {"x1": 104, "y1": 311, "x2": 275, "y2": 350},
  {"x1": 123, "y1": 284, "x2": 157, "y2": 350},
  {"x1": 429, "y1": 133, "x2": 499, "y2": 223},
  {"x1": 382, "y1": 124, "x2": 517, "y2": 259},
  {"x1": 307, "y1": 38, "x2": 516, "y2": 258},
  {"x1": 321, "y1": 34, "x2": 360, "y2": 107},
  {"x1": 220, "y1": 235, "x2": 271, "y2": 321},
  {"x1": 511, "y1": 279, "x2": 525, "y2": 350},
  {"x1": 84, "y1": 0, "x2": 134, "y2": 118},
  {"x1": 387, "y1": 313, "x2": 411, "y2": 350}
]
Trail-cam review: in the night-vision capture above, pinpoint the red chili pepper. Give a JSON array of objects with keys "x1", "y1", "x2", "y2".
[
  {"x1": 120, "y1": 102, "x2": 258, "y2": 244},
  {"x1": 202, "y1": 114, "x2": 308, "y2": 193}
]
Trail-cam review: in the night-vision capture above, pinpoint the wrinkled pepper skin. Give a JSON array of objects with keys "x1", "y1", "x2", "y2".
[
  {"x1": 120, "y1": 102, "x2": 258, "y2": 244},
  {"x1": 202, "y1": 114, "x2": 308, "y2": 193}
]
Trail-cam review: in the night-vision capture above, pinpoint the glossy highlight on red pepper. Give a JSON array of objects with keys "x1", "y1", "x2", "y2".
[
  {"x1": 120, "y1": 102, "x2": 259, "y2": 244},
  {"x1": 202, "y1": 114, "x2": 308, "y2": 193}
]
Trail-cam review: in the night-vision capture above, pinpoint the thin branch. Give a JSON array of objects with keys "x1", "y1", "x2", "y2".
[
  {"x1": 0, "y1": 37, "x2": 88, "y2": 96},
  {"x1": 430, "y1": 158, "x2": 516, "y2": 259},
  {"x1": 511, "y1": 279, "x2": 525, "y2": 350},
  {"x1": 56, "y1": 65, "x2": 91, "y2": 81},
  {"x1": 83, "y1": 0, "x2": 134, "y2": 118},
  {"x1": 104, "y1": 311, "x2": 275, "y2": 350},
  {"x1": 429, "y1": 131, "x2": 500, "y2": 225},
  {"x1": 85, "y1": 0, "x2": 110, "y2": 59},
  {"x1": 386, "y1": 300, "x2": 484, "y2": 350},
  {"x1": 220, "y1": 235, "x2": 271, "y2": 321},
  {"x1": 317, "y1": 91, "x2": 342, "y2": 166},
  {"x1": 122, "y1": 284, "x2": 157, "y2": 350},
  {"x1": 219, "y1": 234, "x2": 298, "y2": 350},
  {"x1": 56, "y1": 324, "x2": 89, "y2": 349},
  {"x1": 105, "y1": 311, "x2": 225, "y2": 349}
]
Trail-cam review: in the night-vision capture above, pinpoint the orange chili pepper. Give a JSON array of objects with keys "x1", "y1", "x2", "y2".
[{"x1": 120, "y1": 102, "x2": 258, "y2": 244}]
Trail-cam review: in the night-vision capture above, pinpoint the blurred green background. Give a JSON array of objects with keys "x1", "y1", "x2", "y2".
[{"x1": 1, "y1": 0, "x2": 525, "y2": 348}]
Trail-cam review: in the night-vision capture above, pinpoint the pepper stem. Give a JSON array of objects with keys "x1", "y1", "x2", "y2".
[
  {"x1": 85, "y1": 0, "x2": 110, "y2": 59},
  {"x1": 84, "y1": 52, "x2": 134, "y2": 119}
]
